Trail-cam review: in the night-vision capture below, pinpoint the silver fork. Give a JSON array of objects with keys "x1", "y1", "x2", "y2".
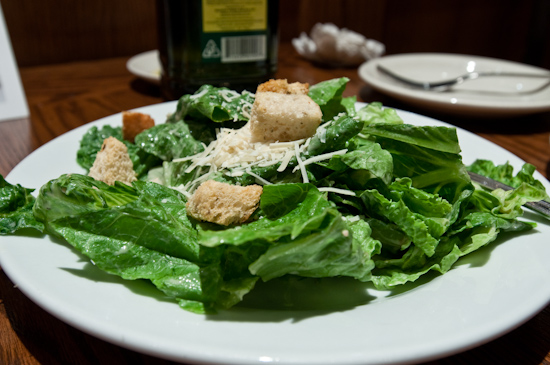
[
  {"x1": 468, "y1": 171, "x2": 550, "y2": 220},
  {"x1": 377, "y1": 64, "x2": 550, "y2": 91}
]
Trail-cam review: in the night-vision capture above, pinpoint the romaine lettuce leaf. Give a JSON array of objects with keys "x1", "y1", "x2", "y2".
[
  {"x1": 369, "y1": 173, "x2": 537, "y2": 290},
  {"x1": 51, "y1": 223, "x2": 221, "y2": 313},
  {"x1": 491, "y1": 184, "x2": 549, "y2": 219},
  {"x1": 199, "y1": 184, "x2": 378, "y2": 282},
  {"x1": 308, "y1": 77, "x2": 357, "y2": 121},
  {"x1": 1, "y1": 175, "x2": 44, "y2": 234},
  {"x1": 167, "y1": 84, "x2": 255, "y2": 124},
  {"x1": 467, "y1": 160, "x2": 549, "y2": 220},
  {"x1": 362, "y1": 123, "x2": 470, "y2": 203},
  {"x1": 248, "y1": 209, "x2": 375, "y2": 282},
  {"x1": 356, "y1": 102, "x2": 404, "y2": 125},
  {"x1": 304, "y1": 113, "x2": 364, "y2": 158},
  {"x1": 323, "y1": 139, "x2": 394, "y2": 188},
  {"x1": 34, "y1": 174, "x2": 214, "y2": 263},
  {"x1": 362, "y1": 123, "x2": 461, "y2": 155},
  {"x1": 360, "y1": 184, "x2": 440, "y2": 257},
  {"x1": 164, "y1": 85, "x2": 252, "y2": 144},
  {"x1": 468, "y1": 160, "x2": 548, "y2": 193},
  {"x1": 134, "y1": 120, "x2": 204, "y2": 161},
  {"x1": 371, "y1": 237, "x2": 462, "y2": 289},
  {"x1": 366, "y1": 218, "x2": 411, "y2": 254},
  {"x1": 32, "y1": 174, "x2": 258, "y2": 313}
]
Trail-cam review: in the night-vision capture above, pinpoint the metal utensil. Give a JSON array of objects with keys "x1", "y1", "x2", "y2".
[
  {"x1": 468, "y1": 171, "x2": 550, "y2": 219},
  {"x1": 377, "y1": 64, "x2": 550, "y2": 91}
]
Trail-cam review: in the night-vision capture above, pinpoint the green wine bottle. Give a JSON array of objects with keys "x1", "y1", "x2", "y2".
[{"x1": 156, "y1": 0, "x2": 279, "y2": 100}]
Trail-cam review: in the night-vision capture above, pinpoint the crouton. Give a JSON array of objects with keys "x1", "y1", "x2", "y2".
[
  {"x1": 249, "y1": 92, "x2": 323, "y2": 143},
  {"x1": 88, "y1": 137, "x2": 137, "y2": 185},
  {"x1": 186, "y1": 180, "x2": 263, "y2": 226},
  {"x1": 257, "y1": 79, "x2": 309, "y2": 95},
  {"x1": 122, "y1": 111, "x2": 155, "y2": 143}
]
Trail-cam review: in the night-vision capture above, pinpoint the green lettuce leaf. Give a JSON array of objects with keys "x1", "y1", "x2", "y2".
[
  {"x1": 168, "y1": 84, "x2": 255, "y2": 124},
  {"x1": 491, "y1": 184, "x2": 549, "y2": 219},
  {"x1": 323, "y1": 139, "x2": 394, "y2": 188},
  {"x1": 371, "y1": 237, "x2": 462, "y2": 289},
  {"x1": 165, "y1": 85, "x2": 251, "y2": 144},
  {"x1": 468, "y1": 160, "x2": 548, "y2": 193},
  {"x1": 370, "y1": 175, "x2": 536, "y2": 290},
  {"x1": 34, "y1": 174, "x2": 213, "y2": 263},
  {"x1": 199, "y1": 184, "x2": 377, "y2": 282},
  {"x1": 308, "y1": 77, "x2": 357, "y2": 122},
  {"x1": 304, "y1": 113, "x2": 364, "y2": 158},
  {"x1": 134, "y1": 120, "x2": 204, "y2": 161},
  {"x1": 32, "y1": 174, "x2": 264, "y2": 313},
  {"x1": 468, "y1": 160, "x2": 549, "y2": 219},
  {"x1": 1, "y1": 175, "x2": 44, "y2": 234},
  {"x1": 362, "y1": 123, "x2": 461, "y2": 155},
  {"x1": 360, "y1": 182, "x2": 440, "y2": 257},
  {"x1": 361, "y1": 123, "x2": 470, "y2": 203},
  {"x1": 356, "y1": 102, "x2": 404, "y2": 126}
]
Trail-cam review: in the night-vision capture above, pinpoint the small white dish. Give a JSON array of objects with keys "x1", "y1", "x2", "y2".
[
  {"x1": 126, "y1": 50, "x2": 161, "y2": 84},
  {"x1": 359, "y1": 53, "x2": 550, "y2": 117},
  {"x1": 2, "y1": 102, "x2": 550, "y2": 364}
]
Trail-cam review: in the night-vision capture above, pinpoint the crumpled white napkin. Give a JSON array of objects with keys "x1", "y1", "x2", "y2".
[{"x1": 292, "y1": 23, "x2": 385, "y2": 67}]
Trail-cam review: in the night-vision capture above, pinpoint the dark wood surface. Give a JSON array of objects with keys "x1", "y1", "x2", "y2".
[
  {"x1": 1, "y1": 42, "x2": 550, "y2": 364},
  {"x1": 2, "y1": 0, "x2": 549, "y2": 69}
]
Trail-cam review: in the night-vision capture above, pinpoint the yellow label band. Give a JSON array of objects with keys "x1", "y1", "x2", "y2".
[{"x1": 202, "y1": 0, "x2": 267, "y2": 32}]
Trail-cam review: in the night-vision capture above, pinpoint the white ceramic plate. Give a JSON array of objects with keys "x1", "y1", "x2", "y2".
[
  {"x1": 126, "y1": 50, "x2": 161, "y2": 84},
  {"x1": 2, "y1": 102, "x2": 550, "y2": 365},
  {"x1": 359, "y1": 53, "x2": 550, "y2": 117}
]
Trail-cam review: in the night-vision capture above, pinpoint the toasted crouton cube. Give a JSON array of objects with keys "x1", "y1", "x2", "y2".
[
  {"x1": 249, "y1": 92, "x2": 323, "y2": 143},
  {"x1": 257, "y1": 79, "x2": 310, "y2": 95},
  {"x1": 186, "y1": 180, "x2": 263, "y2": 226},
  {"x1": 122, "y1": 111, "x2": 155, "y2": 143},
  {"x1": 88, "y1": 137, "x2": 136, "y2": 185}
]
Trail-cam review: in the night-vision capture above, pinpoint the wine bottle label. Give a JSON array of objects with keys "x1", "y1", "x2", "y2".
[{"x1": 200, "y1": 0, "x2": 268, "y2": 64}]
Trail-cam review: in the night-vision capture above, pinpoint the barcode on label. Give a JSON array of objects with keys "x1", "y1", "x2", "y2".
[{"x1": 221, "y1": 35, "x2": 267, "y2": 63}]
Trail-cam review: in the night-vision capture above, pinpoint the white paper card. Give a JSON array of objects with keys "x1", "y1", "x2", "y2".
[{"x1": 0, "y1": 3, "x2": 29, "y2": 122}]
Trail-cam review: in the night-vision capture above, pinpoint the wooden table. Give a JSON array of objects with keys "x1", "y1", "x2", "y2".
[{"x1": 1, "y1": 42, "x2": 550, "y2": 364}]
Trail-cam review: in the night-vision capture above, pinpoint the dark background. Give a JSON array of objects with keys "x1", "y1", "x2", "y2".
[{"x1": 2, "y1": 0, "x2": 549, "y2": 70}]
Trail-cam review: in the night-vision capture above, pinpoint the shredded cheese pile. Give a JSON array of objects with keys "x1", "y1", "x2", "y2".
[{"x1": 171, "y1": 119, "x2": 355, "y2": 198}]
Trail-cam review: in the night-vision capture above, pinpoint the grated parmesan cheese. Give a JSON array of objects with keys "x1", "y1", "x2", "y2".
[
  {"x1": 345, "y1": 215, "x2": 361, "y2": 222},
  {"x1": 219, "y1": 89, "x2": 241, "y2": 102},
  {"x1": 170, "y1": 107, "x2": 348, "y2": 192},
  {"x1": 176, "y1": 123, "x2": 312, "y2": 191},
  {"x1": 245, "y1": 168, "x2": 273, "y2": 185},
  {"x1": 170, "y1": 183, "x2": 193, "y2": 198},
  {"x1": 295, "y1": 142, "x2": 309, "y2": 183},
  {"x1": 189, "y1": 88, "x2": 209, "y2": 100},
  {"x1": 277, "y1": 150, "x2": 294, "y2": 172},
  {"x1": 241, "y1": 101, "x2": 253, "y2": 119},
  {"x1": 317, "y1": 187, "x2": 356, "y2": 196},
  {"x1": 293, "y1": 149, "x2": 348, "y2": 173}
]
